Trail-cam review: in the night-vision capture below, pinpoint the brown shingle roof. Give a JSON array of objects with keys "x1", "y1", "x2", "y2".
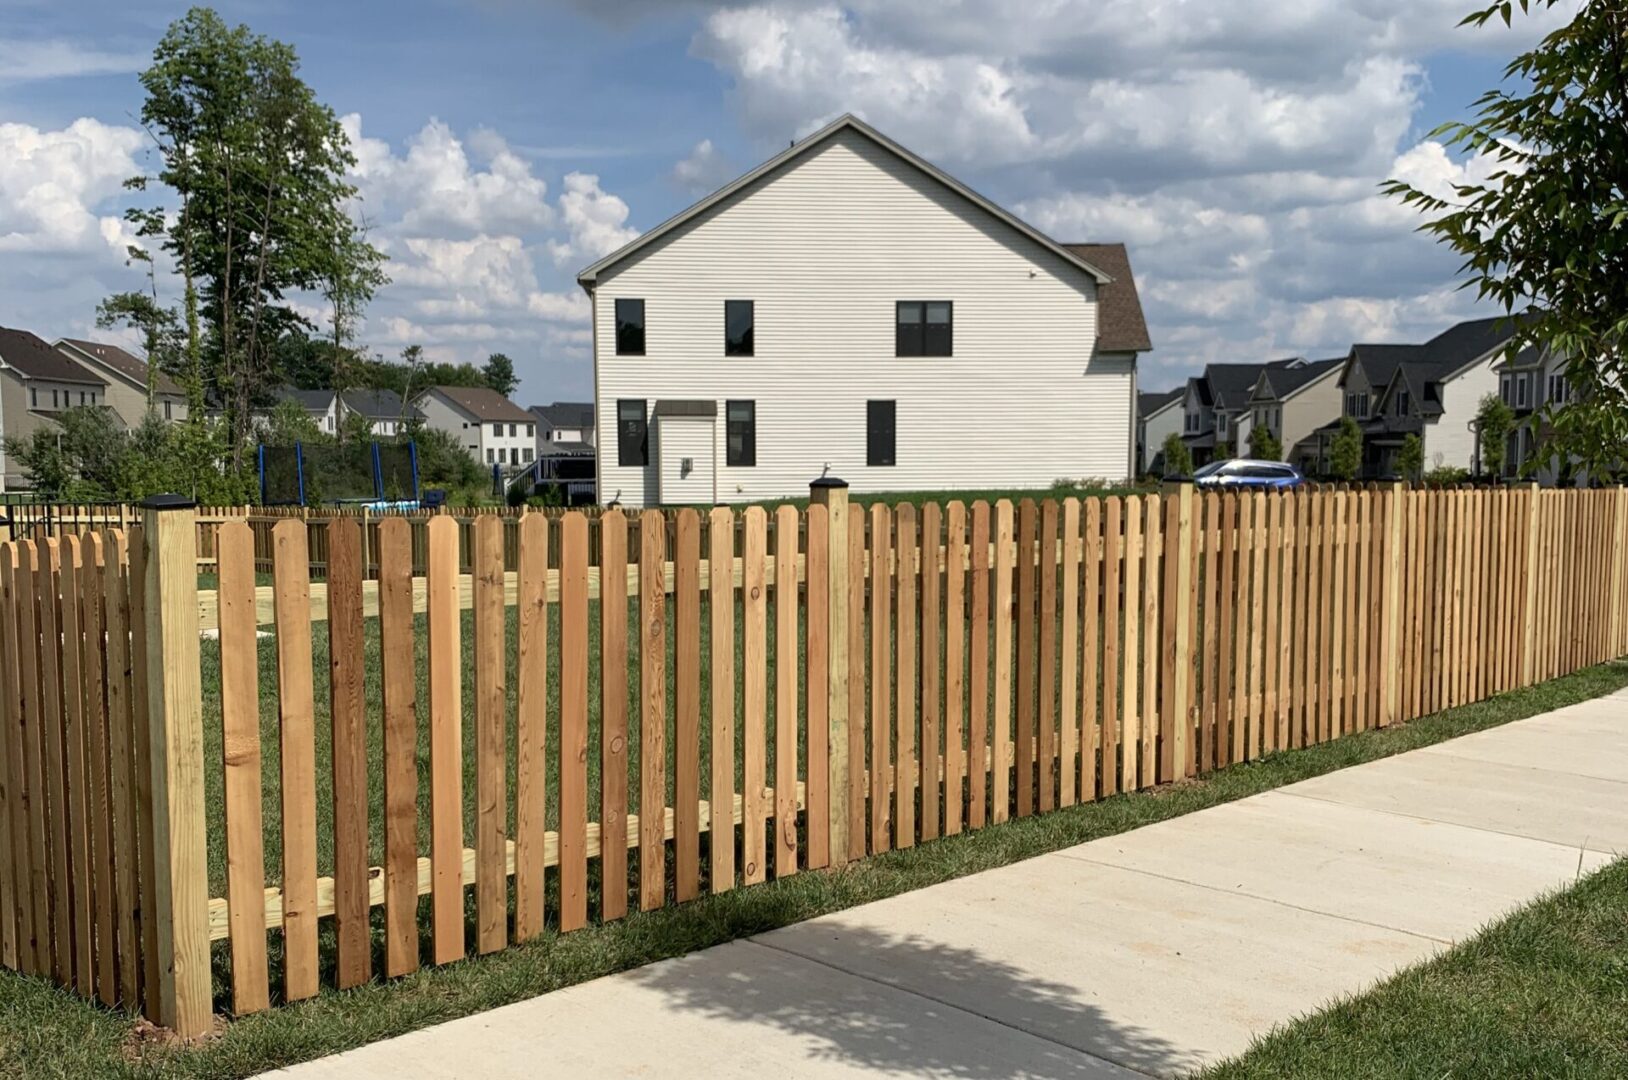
[
  {"x1": 423, "y1": 385, "x2": 534, "y2": 424},
  {"x1": 0, "y1": 326, "x2": 105, "y2": 386},
  {"x1": 1061, "y1": 243, "x2": 1153, "y2": 354},
  {"x1": 59, "y1": 338, "x2": 185, "y2": 396}
]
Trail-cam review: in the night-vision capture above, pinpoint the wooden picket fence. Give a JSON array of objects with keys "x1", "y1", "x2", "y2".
[{"x1": 0, "y1": 483, "x2": 1625, "y2": 1037}]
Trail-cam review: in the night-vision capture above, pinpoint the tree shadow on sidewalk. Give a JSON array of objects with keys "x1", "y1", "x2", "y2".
[{"x1": 633, "y1": 922, "x2": 1186, "y2": 1078}]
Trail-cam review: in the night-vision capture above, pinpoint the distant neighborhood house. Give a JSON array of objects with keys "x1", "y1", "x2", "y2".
[
  {"x1": 578, "y1": 113, "x2": 1150, "y2": 509},
  {"x1": 339, "y1": 388, "x2": 421, "y2": 437},
  {"x1": 1323, "y1": 316, "x2": 1520, "y2": 478},
  {"x1": 0, "y1": 326, "x2": 108, "y2": 490},
  {"x1": 1136, "y1": 388, "x2": 1183, "y2": 475},
  {"x1": 415, "y1": 385, "x2": 537, "y2": 467},
  {"x1": 54, "y1": 338, "x2": 189, "y2": 428},
  {"x1": 530, "y1": 400, "x2": 595, "y2": 453}
]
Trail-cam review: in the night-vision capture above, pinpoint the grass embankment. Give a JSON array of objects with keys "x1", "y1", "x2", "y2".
[
  {"x1": 1201, "y1": 856, "x2": 1628, "y2": 1079},
  {"x1": 0, "y1": 658, "x2": 1623, "y2": 1078}
]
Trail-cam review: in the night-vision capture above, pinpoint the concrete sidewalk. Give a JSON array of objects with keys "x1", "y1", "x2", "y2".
[{"x1": 267, "y1": 688, "x2": 1628, "y2": 1079}]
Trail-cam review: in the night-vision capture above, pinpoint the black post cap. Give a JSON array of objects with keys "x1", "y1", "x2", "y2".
[
  {"x1": 137, "y1": 493, "x2": 197, "y2": 511},
  {"x1": 810, "y1": 476, "x2": 849, "y2": 489}
]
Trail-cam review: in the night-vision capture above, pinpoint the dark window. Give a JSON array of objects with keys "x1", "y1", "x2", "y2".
[
  {"x1": 726, "y1": 400, "x2": 756, "y2": 466},
  {"x1": 867, "y1": 399, "x2": 896, "y2": 466},
  {"x1": 615, "y1": 298, "x2": 646, "y2": 356},
  {"x1": 896, "y1": 301, "x2": 952, "y2": 357},
  {"x1": 725, "y1": 300, "x2": 754, "y2": 357},
  {"x1": 617, "y1": 399, "x2": 648, "y2": 467},
  {"x1": 1395, "y1": 391, "x2": 1410, "y2": 416}
]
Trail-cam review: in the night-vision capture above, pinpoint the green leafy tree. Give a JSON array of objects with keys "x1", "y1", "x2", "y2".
[
  {"x1": 121, "y1": 7, "x2": 386, "y2": 469},
  {"x1": 1248, "y1": 426, "x2": 1283, "y2": 461},
  {"x1": 1160, "y1": 431, "x2": 1193, "y2": 478},
  {"x1": 1329, "y1": 416, "x2": 1365, "y2": 481},
  {"x1": 1398, "y1": 432, "x2": 1425, "y2": 482},
  {"x1": 1382, "y1": 0, "x2": 1628, "y2": 482},
  {"x1": 410, "y1": 424, "x2": 484, "y2": 493},
  {"x1": 261, "y1": 398, "x2": 325, "y2": 447},
  {"x1": 483, "y1": 352, "x2": 518, "y2": 397},
  {"x1": 1475, "y1": 393, "x2": 1516, "y2": 477}
]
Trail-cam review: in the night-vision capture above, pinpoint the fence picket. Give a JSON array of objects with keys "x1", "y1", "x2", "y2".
[
  {"x1": 967, "y1": 503, "x2": 990, "y2": 829},
  {"x1": 708, "y1": 508, "x2": 736, "y2": 893},
  {"x1": 60, "y1": 537, "x2": 94, "y2": 994},
  {"x1": 1038, "y1": 499, "x2": 1059, "y2": 812},
  {"x1": 377, "y1": 518, "x2": 419, "y2": 975},
  {"x1": 558, "y1": 513, "x2": 589, "y2": 932},
  {"x1": 1100, "y1": 498, "x2": 1122, "y2": 798},
  {"x1": 1081, "y1": 499, "x2": 1102, "y2": 798},
  {"x1": 217, "y1": 522, "x2": 268, "y2": 1013},
  {"x1": 0, "y1": 548, "x2": 19, "y2": 973},
  {"x1": 992, "y1": 500, "x2": 1014, "y2": 823},
  {"x1": 1059, "y1": 499, "x2": 1080, "y2": 806},
  {"x1": 1141, "y1": 495, "x2": 1162, "y2": 787},
  {"x1": 895, "y1": 504, "x2": 918, "y2": 846},
  {"x1": 425, "y1": 515, "x2": 464, "y2": 963},
  {"x1": 1014, "y1": 500, "x2": 1037, "y2": 818},
  {"x1": 675, "y1": 510, "x2": 703, "y2": 898},
  {"x1": 867, "y1": 505, "x2": 890, "y2": 851},
  {"x1": 514, "y1": 513, "x2": 548, "y2": 941},
  {"x1": 600, "y1": 512, "x2": 629, "y2": 921},
  {"x1": 272, "y1": 521, "x2": 320, "y2": 999},
  {"x1": 773, "y1": 505, "x2": 799, "y2": 874},
  {"x1": 805, "y1": 504, "x2": 831, "y2": 866},
  {"x1": 744, "y1": 508, "x2": 769, "y2": 878},
  {"x1": 473, "y1": 516, "x2": 506, "y2": 956},
  {"x1": 944, "y1": 502, "x2": 967, "y2": 834},
  {"x1": 640, "y1": 510, "x2": 668, "y2": 910},
  {"x1": 920, "y1": 501, "x2": 942, "y2": 839}
]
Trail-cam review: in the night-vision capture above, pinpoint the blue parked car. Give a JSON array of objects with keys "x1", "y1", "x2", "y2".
[{"x1": 1192, "y1": 459, "x2": 1306, "y2": 490}]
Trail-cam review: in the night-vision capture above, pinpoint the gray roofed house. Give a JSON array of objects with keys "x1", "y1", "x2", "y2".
[
  {"x1": 414, "y1": 385, "x2": 538, "y2": 470},
  {"x1": 1331, "y1": 315, "x2": 1530, "y2": 479},
  {"x1": 339, "y1": 388, "x2": 422, "y2": 437},
  {"x1": 1180, "y1": 358, "x2": 1305, "y2": 466},
  {"x1": 529, "y1": 401, "x2": 595, "y2": 450},
  {"x1": 0, "y1": 326, "x2": 112, "y2": 489},
  {"x1": 1243, "y1": 356, "x2": 1344, "y2": 472},
  {"x1": 1137, "y1": 387, "x2": 1185, "y2": 474},
  {"x1": 54, "y1": 337, "x2": 189, "y2": 429}
]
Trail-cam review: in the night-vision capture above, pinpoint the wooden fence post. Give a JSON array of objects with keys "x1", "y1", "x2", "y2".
[
  {"x1": 138, "y1": 495, "x2": 210, "y2": 1039},
  {"x1": 809, "y1": 476, "x2": 850, "y2": 866}
]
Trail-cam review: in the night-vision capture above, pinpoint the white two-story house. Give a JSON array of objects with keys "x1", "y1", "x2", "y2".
[
  {"x1": 414, "y1": 385, "x2": 537, "y2": 469},
  {"x1": 576, "y1": 114, "x2": 1150, "y2": 508}
]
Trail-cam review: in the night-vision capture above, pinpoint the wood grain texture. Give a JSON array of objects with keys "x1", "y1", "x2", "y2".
[
  {"x1": 1120, "y1": 496, "x2": 1142, "y2": 788},
  {"x1": 967, "y1": 503, "x2": 990, "y2": 829},
  {"x1": 708, "y1": 508, "x2": 736, "y2": 893},
  {"x1": 425, "y1": 514, "x2": 465, "y2": 963},
  {"x1": 991, "y1": 500, "x2": 1014, "y2": 823},
  {"x1": 272, "y1": 521, "x2": 320, "y2": 999},
  {"x1": 847, "y1": 513, "x2": 867, "y2": 851},
  {"x1": 919, "y1": 501, "x2": 942, "y2": 840},
  {"x1": 805, "y1": 504, "x2": 831, "y2": 868},
  {"x1": 640, "y1": 511, "x2": 668, "y2": 911},
  {"x1": 558, "y1": 513, "x2": 589, "y2": 931},
  {"x1": 894, "y1": 503, "x2": 917, "y2": 847},
  {"x1": 1099, "y1": 498, "x2": 1121, "y2": 798},
  {"x1": 1080, "y1": 499, "x2": 1101, "y2": 800},
  {"x1": 216, "y1": 522, "x2": 268, "y2": 1013},
  {"x1": 866, "y1": 505, "x2": 890, "y2": 852},
  {"x1": 943, "y1": 502, "x2": 967, "y2": 835},
  {"x1": 1058, "y1": 499, "x2": 1080, "y2": 806},
  {"x1": 599, "y1": 512, "x2": 629, "y2": 921},
  {"x1": 1037, "y1": 499, "x2": 1058, "y2": 812},
  {"x1": 514, "y1": 514, "x2": 549, "y2": 941},
  {"x1": 328, "y1": 520, "x2": 372, "y2": 983},
  {"x1": 377, "y1": 518, "x2": 420, "y2": 976},
  {"x1": 59, "y1": 537, "x2": 94, "y2": 994},
  {"x1": 744, "y1": 507, "x2": 770, "y2": 878},
  {"x1": 774, "y1": 505, "x2": 800, "y2": 874},
  {"x1": 473, "y1": 516, "x2": 507, "y2": 955},
  {"x1": 675, "y1": 509, "x2": 703, "y2": 898},
  {"x1": 1014, "y1": 500, "x2": 1036, "y2": 818},
  {"x1": 1140, "y1": 494, "x2": 1161, "y2": 787}
]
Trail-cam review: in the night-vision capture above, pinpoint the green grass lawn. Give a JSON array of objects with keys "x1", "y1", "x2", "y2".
[
  {"x1": 1200, "y1": 856, "x2": 1628, "y2": 1079},
  {"x1": 1, "y1": 658, "x2": 1624, "y2": 1078}
]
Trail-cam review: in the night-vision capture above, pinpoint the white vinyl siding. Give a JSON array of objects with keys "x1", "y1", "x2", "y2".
[
  {"x1": 1425, "y1": 351, "x2": 1501, "y2": 472},
  {"x1": 593, "y1": 128, "x2": 1131, "y2": 508}
]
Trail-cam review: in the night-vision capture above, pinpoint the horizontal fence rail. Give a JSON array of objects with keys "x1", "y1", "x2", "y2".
[{"x1": 0, "y1": 483, "x2": 1625, "y2": 1035}]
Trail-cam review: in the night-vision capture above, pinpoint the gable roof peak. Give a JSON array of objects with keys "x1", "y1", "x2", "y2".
[{"x1": 575, "y1": 112, "x2": 1113, "y2": 291}]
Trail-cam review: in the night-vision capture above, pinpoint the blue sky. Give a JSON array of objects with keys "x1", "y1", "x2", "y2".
[{"x1": 0, "y1": 0, "x2": 1567, "y2": 401}]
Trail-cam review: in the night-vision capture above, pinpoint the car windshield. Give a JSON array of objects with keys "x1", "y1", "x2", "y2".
[{"x1": 1193, "y1": 461, "x2": 1228, "y2": 479}]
